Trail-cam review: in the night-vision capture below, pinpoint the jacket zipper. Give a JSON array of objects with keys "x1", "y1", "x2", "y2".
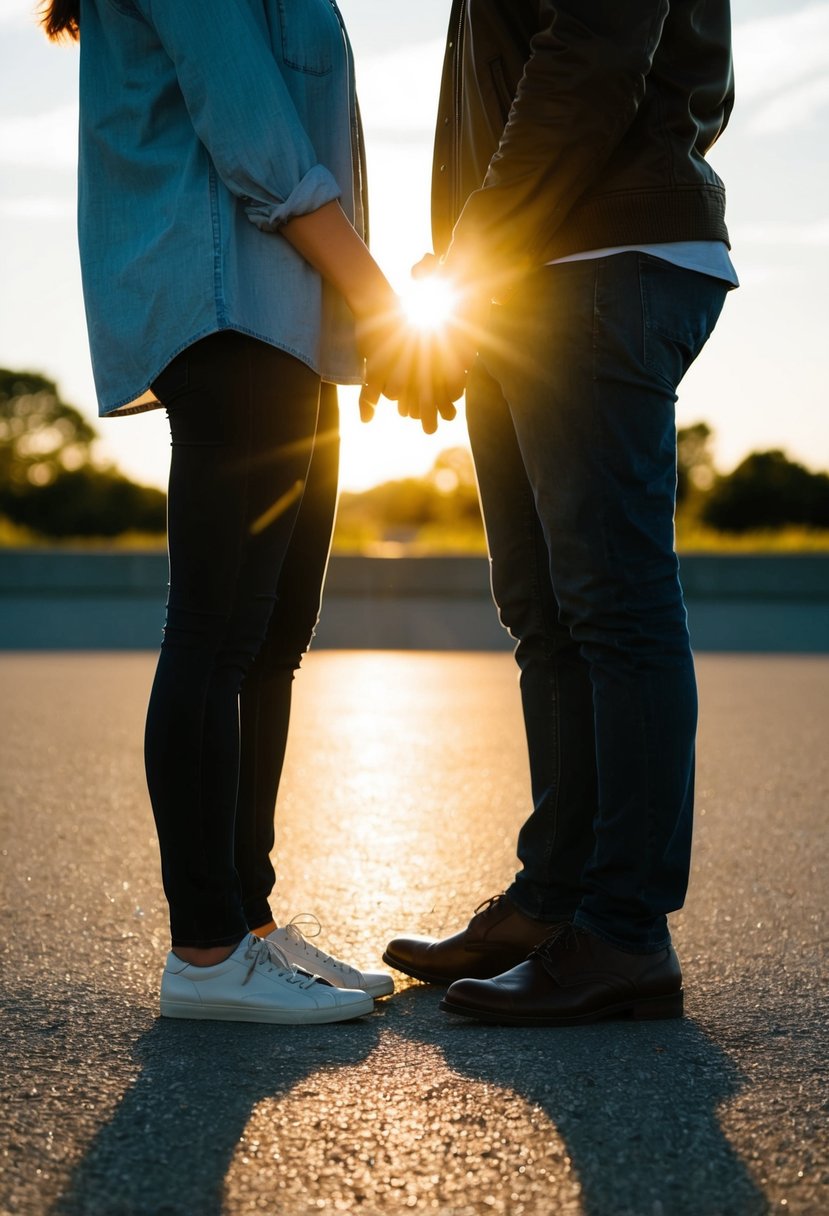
[{"x1": 451, "y1": 0, "x2": 466, "y2": 224}]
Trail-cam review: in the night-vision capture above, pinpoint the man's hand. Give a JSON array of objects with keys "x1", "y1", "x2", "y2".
[
  {"x1": 394, "y1": 252, "x2": 488, "y2": 433},
  {"x1": 394, "y1": 331, "x2": 461, "y2": 435},
  {"x1": 356, "y1": 298, "x2": 460, "y2": 434},
  {"x1": 276, "y1": 204, "x2": 479, "y2": 431}
]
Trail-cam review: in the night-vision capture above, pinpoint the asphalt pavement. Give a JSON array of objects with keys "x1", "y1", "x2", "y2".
[{"x1": 1, "y1": 650, "x2": 827, "y2": 1216}]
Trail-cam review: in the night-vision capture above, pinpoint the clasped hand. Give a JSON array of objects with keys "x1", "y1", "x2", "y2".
[{"x1": 357, "y1": 256, "x2": 478, "y2": 435}]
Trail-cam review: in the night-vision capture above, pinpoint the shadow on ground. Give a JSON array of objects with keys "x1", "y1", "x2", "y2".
[
  {"x1": 383, "y1": 984, "x2": 769, "y2": 1216},
  {"x1": 3, "y1": 982, "x2": 382, "y2": 1216},
  {"x1": 9, "y1": 979, "x2": 770, "y2": 1216}
]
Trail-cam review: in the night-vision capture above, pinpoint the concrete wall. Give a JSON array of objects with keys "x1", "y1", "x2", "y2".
[{"x1": 0, "y1": 549, "x2": 827, "y2": 652}]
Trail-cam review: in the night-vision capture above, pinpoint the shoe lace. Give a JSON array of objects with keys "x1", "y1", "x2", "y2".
[
  {"x1": 275, "y1": 914, "x2": 342, "y2": 972},
  {"x1": 473, "y1": 893, "x2": 507, "y2": 917},
  {"x1": 242, "y1": 935, "x2": 316, "y2": 989},
  {"x1": 531, "y1": 922, "x2": 581, "y2": 961},
  {"x1": 282, "y1": 915, "x2": 358, "y2": 979}
]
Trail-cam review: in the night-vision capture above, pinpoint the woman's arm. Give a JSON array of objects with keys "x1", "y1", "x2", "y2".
[
  {"x1": 281, "y1": 201, "x2": 393, "y2": 319},
  {"x1": 284, "y1": 203, "x2": 460, "y2": 431},
  {"x1": 281, "y1": 201, "x2": 408, "y2": 415},
  {"x1": 132, "y1": 0, "x2": 415, "y2": 413}
]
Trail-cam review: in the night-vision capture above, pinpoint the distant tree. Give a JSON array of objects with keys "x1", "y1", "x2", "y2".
[
  {"x1": 428, "y1": 446, "x2": 477, "y2": 492},
  {"x1": 334, "y1": 447, "x2": 484, "y2": 548},
  {"x1": 0, "y1": 369, "x2": 97, "y2": 489},
  {"x1": 676, "y1": 421, "x2": 716, "y2": 504},
  {"x1": 6, "y1": 466, "x2": 166, "y2": 538},
  {"x1": 701, "y1": 450, "x2": 829, "y2": 533},
  {"x1": 0, "y1": 367, "x2": 166, "y2": 539},
  {"x1": 426, "y1": 446, "x2": 481, "y2": 526}
]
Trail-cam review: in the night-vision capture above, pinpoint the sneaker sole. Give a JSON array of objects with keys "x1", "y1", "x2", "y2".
[
  {"x1": 160, "y1": 995, "x2": 374, "y2": 1025},
  {"x1": 358, "y1": 977, "x2": 395, "y2": 997}
]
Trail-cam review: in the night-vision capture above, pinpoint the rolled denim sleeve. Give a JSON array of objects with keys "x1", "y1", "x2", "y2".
[{"x1": 133, "y1": 0, "x2": 341, "y2": 227}]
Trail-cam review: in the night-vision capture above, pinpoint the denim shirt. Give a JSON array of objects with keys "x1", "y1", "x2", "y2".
[{"x1": 78, "y1": 0, "x2": 366, "y2": 416}]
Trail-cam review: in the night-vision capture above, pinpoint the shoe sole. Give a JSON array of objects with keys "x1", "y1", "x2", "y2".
[
  {"x1": 381, "y1": 950, "x2": 453, "y2": 985},
  {"x1": 160, "y1": 995, "x2": 374, "y2": 1024},
  {"x1": 438, "y1": 989, "x2": 684, "y2": 1026},
  {"x1": 382, "y1": 949, "x2": 528, "y2": 987},
  {"x1": 361, "y1": 978, "x2": 395, "y2": 997}
]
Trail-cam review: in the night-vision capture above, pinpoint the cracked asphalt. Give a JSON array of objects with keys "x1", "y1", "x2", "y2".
[{"x1": 1, "y1": 650, "x2": 827, "y2": 1215}]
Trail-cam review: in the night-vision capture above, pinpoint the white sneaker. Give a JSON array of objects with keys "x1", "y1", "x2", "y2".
[
  {"x1": 160, "y1": 934, "x2": 374, "y2": 1024},
  {"x1": 267, "y1": 916, "x2": 395, "y2": 997}
]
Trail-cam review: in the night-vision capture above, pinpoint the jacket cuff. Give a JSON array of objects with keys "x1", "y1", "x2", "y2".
[{"x1": 243, "y1": 164, "x2": 341, "y2": 231}]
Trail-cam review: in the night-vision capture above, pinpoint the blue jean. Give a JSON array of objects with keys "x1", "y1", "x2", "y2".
[
  {"x1": 145, "y1": 333, "x2": 339, "y2": 948},
  {"x1": 467, "y1": 253, "x2": 728, "y2": 952}
]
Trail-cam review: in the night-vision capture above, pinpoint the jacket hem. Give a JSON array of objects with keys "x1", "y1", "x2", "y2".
[{"x1": 539, "y1": 186, "x2": 730, "y2": 262}]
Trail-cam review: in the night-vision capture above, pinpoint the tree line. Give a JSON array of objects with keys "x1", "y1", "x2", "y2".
[
  {"x1": 0, "y1": 369, "x2": 165, "y2": 539},
  {"x1": 1, "y1": 368, "x2": 828, "y2": 546}
]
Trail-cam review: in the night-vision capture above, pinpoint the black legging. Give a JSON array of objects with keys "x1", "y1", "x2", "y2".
[{"x1": 145, "y1": 332, "x2": 339, "y2": 948}]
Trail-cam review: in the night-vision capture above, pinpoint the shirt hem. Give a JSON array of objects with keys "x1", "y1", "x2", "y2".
[{"x1": 100, "y1": 324, "x2": 362, "y2": 417}]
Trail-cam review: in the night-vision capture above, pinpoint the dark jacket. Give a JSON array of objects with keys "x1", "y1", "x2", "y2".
[{"x1": 432, "y1": 0, "x2": 734, "y2": 283}]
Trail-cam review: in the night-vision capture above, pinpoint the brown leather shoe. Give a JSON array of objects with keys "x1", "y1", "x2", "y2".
[
  {"x1": 382, "y1": 894, "x2": 559, "y2": 985},
  {"x1": 439, "y1": 924, "x2": 683, "y2": 1025}
]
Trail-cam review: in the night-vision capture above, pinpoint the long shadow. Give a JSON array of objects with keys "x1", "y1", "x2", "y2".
[
  {"x1": 4, "y1": 976, "x2": 769, "y2": 1214},
  {"x1": 0, "y1": 983, "x2": 379, "y2": 1216},
  {"x1": 54, "y1": 1019, "x2": 380, "y2": 1216},
  {"x1": 387, "y1": 984, "x2": 769, "y2": 1216}
]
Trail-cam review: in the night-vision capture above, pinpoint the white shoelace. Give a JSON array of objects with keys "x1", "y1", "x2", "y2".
[
  {"x1": 242, "y1": 935, "x2": 316, "y2": 988},
  {"x1": 281, "y1": 915, "x2": 359, "y2": 980}
]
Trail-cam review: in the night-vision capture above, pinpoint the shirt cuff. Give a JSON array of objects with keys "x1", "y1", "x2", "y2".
[{"x1": 242, "y1": 164, "x2": 342, "y2": 231}]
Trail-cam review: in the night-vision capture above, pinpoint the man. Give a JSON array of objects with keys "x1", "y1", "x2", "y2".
[{"x1": 384, "y1": 0, "x2": 737, "y2": 1025}]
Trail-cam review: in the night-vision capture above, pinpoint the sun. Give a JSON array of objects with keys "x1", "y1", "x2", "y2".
[{"x1": 399, "y1": 276, "x2": 459, "y2": 333}]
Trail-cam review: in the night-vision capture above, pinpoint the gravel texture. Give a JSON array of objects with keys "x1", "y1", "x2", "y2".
[{"x1": 1, "y1": 651, "x2": 826, "y2": 1215}]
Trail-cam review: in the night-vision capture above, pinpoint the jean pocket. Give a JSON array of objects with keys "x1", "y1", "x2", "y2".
[
  {"x1": 276, "y1": 0, "x2": 337, "y2": 76},
  {"x1": 639, "y1": 254, "x2": 726, "y2": 387}
]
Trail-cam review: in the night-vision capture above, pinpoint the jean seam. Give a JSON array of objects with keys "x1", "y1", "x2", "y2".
[
  {"x1": 195, "y1": 339, "x2": 254, "y2": 938},
  {"x1": 590, "y1": 257, "x2": 626, "y2": 626},
  {"x1": 532, "y1": 517, "x2": 561, "y2": 881}
]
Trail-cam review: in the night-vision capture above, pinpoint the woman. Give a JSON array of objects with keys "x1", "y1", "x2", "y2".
[{"x1": 42, "y1": 0, "x2": 418, "y2": 1023}]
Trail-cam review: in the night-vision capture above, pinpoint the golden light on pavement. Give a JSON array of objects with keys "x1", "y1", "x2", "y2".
[{"x1": 400, "y1": 276, "x2": 459, "y2": 333}]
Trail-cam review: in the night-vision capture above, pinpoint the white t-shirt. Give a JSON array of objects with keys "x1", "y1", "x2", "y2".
[{"x1": 548, "y1": 240, "x2": 738, "y2": 288}]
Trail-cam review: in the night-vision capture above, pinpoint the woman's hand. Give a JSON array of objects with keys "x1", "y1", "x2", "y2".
[
  {"x1": 354, "y1": 300, "x2": 407, "y2": 422},
  {"x1": 393, "y1": 252, "x2": 488, "y2": 433},
  {"x1": 280, "y1": 204, "x2": 463, "y2": 431},
  {"x1": 357, "y1": 306, "x2": 460, "y2": 434}
]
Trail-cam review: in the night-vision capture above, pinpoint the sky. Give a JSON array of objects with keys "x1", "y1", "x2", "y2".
[{"x1": 0, "y1": 0, "x2": 827, "y2": 492}]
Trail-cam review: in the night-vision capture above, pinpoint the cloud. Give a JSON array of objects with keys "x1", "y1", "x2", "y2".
[
  {"x1": 731, "y1": 217, "x2": 829, "y2": 246},
  {"x1": 355, "y1": 38, "x2": 445, "y2": 135},
  {"x1": 0, "y1": 195, "x2": 74, "y2": 219},
  {"x1": 748, "y1": 74, "x2": 829, "y2": 134},
  {"x1": 0, "y1": 0, "x2": 37, "y2": 30},
  {"x1": 735, "y1": 4, "x2": 829, "y2": 98},
  {"x1": 735, "y1": 3, "x2": 829, "y2": 131},
  {"x1": 0, "y1": 102, "x2": 77, "y2": 166}
]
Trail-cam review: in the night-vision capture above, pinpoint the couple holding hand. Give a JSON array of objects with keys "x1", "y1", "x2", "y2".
[{"x1": 48, "y1": 0, "x2": 736, "y2": 1028}]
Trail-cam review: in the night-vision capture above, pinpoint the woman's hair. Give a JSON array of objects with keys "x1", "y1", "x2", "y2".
[{"x1": 41, "y1": 0, "x2": 80, "y2": 41}]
